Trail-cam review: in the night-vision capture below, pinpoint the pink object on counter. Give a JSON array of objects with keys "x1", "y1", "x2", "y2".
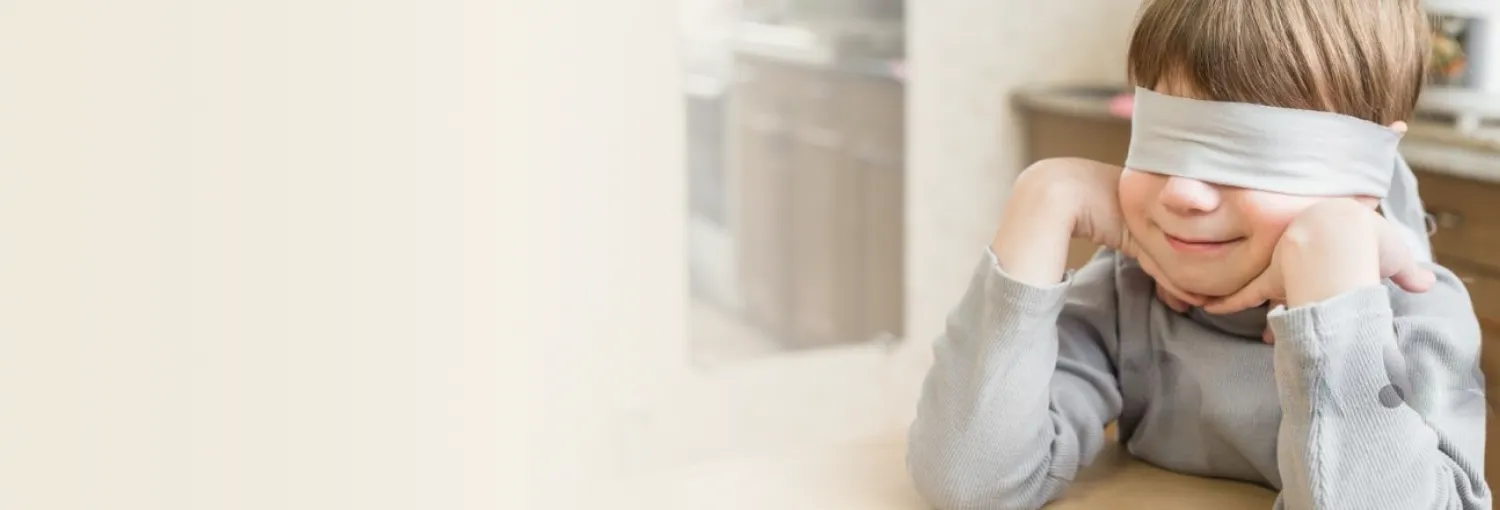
[{"x1": 1108, "y1": 92, "x2": 1135, "y2": 118}]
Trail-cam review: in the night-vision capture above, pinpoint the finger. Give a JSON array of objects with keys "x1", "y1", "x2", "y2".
[
  {"x1": 1158, "y1": 278, "x2": 1206, "y2": 307},
  {"x1": 1373, "y1": 217, "x2": 1435, "y2": 293},
  {"x1": 1389, "y1": 264, "x2": 1436, "y2": 293},
  {"x1": 1121, "y1": 231, "x2": 1207, "y2": 306},
  {"x1": 1156, "y1": 282, "x2": 1191, "y2": 313},
  {"x1": 1260, "y1": 299, "x2": 1284, "y2": 344},
  {"x1": 1203, "y1": 274, "x2": 1271, "y2": 314},
  {"x1": 1135, "y1": 253, "x2": 1206, "y2": 306}
]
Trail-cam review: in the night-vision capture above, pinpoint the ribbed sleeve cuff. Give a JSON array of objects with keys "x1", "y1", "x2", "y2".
[
  {"x1": 1267, "y1": 285, "x2": 1392, "y2": 338},
  {"x1": 1267, "y1": 285, "x2": 1393, "y2": 370},
  {"x1": 981, "y1": 246, "x2": 1072, "y2": 316}
]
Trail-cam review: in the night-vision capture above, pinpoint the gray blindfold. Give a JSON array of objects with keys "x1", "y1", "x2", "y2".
[{"x1": 1124, "y1": 87, "x2": 1432, "y2": 262}]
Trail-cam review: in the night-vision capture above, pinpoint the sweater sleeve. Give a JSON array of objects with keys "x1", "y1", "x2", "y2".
[
  {"x1": 906, "y1": 248, "x2": 1123, "y2": 510},
  {"x1": 1267, "y1": 264, "x2": 1491, "y2": 510}
]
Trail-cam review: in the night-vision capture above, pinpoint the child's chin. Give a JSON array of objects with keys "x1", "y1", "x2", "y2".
[{"x1": 1162, "y1": 267, "x2": 1253, "y2": 299}]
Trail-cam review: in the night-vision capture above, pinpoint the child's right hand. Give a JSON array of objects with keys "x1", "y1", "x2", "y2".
[{"x1": 991, "y1": 158, "x2": 1202, "y2": 306}]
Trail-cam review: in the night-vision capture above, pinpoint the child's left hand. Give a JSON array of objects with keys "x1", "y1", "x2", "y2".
[{"x1": 1203, "y1": 199, "x2": 1437, "y2": 342}]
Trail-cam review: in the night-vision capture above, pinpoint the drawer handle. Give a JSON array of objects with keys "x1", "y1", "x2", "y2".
[{"x1": 1429, "y1": 210, "x2": 1465, "y2": 231}]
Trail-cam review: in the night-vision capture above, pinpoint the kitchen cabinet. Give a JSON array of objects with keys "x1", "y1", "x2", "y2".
[{"x1": 729, "y1": 54, "x2": 904, "y2": 349}]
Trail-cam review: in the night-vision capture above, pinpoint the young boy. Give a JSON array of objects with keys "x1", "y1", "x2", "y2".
[{"x1": 906, "y1": 1, "x2": 1491, "y2": 509}]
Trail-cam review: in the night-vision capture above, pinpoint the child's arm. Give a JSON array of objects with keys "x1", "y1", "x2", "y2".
[
  {"x1": 906, "y1": 159, "x2": 1140, "y2": 510},
  {"x1": 906, "y1": 248, "x2": 1122, "y2": 510},
  {"x1": 1266, "y1": 203, "x2": 1490, "y2": 509},
  {"x1": 1269, "y1": 269, "x2": 1488, "y2": 510}
]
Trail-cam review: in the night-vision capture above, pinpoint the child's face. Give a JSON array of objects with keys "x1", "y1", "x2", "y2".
[
  {"x1": 1117, "y1": 79, "x2": 1390, "y2": 298},
  {"x1": 1118, "y1": 167, "x2": 1329, "y2": 297}
]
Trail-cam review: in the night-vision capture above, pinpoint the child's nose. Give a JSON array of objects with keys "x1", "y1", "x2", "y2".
[{"x1": 1159, "y1": 176, "x2": 1221, "y2": 214}]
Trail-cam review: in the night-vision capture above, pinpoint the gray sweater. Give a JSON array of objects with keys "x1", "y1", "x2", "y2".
[{"x1": 907, "y1": 248, "x2": 1491, "y2": 510}]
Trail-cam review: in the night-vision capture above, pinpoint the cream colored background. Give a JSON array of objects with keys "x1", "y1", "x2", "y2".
[{"x1": 0, "y1": 1, "x2": 506, "y2": 508}]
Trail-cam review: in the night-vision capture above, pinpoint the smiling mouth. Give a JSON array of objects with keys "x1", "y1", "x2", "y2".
[{"x1": 1164, "y1": 234, "x2": 1244, "y2": 253}]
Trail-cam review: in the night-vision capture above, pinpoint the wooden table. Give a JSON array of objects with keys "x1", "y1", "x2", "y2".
[{"x1": 583, "y1": 441, "x2": 1275, "y2": 510}]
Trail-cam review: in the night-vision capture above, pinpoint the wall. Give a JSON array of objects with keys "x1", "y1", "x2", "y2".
[
  {"x1": 0, "y1": 2, "x2": 513, "y2": 509},
  {"x1": 505, "y1": 0, "x2": 690, "y2": 506},
  {"x1": 0, "y1": 1, "x2": 688, "y2": 509},
  {"x1": 897, "y1": 2, "x2": 1144, "y2": 378}
]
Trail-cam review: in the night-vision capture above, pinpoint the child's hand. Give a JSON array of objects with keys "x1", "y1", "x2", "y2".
[
  {"x1": 1155, "y1": 282, "x2": 1197, "y2": 314},
  {"x1": 1203, "y1": 200, "x2": 1436, "y2": 321},
  {"x1": 992, "y1": 158, "x2": 1204, "y2": 306}
]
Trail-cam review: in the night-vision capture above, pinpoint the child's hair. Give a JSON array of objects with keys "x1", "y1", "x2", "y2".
[{"x1": 1127, "y1": 0, "x2": 1431, "y2": 125}]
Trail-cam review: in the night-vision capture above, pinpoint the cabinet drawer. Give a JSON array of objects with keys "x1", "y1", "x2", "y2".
[
  {"x1": 1446, "y1": 262, "x2": 1500, "y2": 330},
  {"x1": 1453, "y1": 263, "x2": 1500, "y2": 492},
  {"x1": 842, "y1": 76, "x2": 903, "y2": 147},
  {"x1": 1417, "y1": 170, "x2": 1500, "y2": 271},
  {"x1": 1019, "y1": 110, "x2": 1131, "y2": 166}
]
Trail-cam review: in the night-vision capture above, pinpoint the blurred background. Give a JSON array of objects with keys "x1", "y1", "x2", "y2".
[
  {"x1": 683, "y1": 0, "x2": 1500, "y2": 366},
  {"x1": 652, "y1": 0, "x2": 1139, "y2": 488},
  {"x1": 3, "y1": 1, "x2": 1499, "y2": 508}
]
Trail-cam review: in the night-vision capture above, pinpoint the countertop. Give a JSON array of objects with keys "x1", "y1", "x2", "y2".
[
  {"x1": 729, "y1": 22, "x2": 905, "y2": 82},
  {"x1": 732, "y1": 42, "x2": 904, "y2": 82},
  {"x1": 1014, "y1": 85, "x2": 1500, "y2": 185}
]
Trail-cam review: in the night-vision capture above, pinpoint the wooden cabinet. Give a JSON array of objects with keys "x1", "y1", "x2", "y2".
[
  {"x1": 729, "y1": 55, "x2": 905, "y2": 349},
  {"x1": 1416, "y1": 171, "x2": 1500, "y2": 275},
  {"x1": 1413, "y1": 173, "x2": 1500, "y2": 483},
  {"x1": 789, "y1": 119, "x2": 863, "y2": 347},
  {"x1": 734, "y1": 108, "x2": 796, "y2": 340}
]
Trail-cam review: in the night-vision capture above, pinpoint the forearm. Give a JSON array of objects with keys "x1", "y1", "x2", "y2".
[
  {"x1": 1269, "y1": 287, "x2": 1489, "y2": 510},
  {"x1": 908, "y1": 252, "x2": 1121, "y2": 510},
  {"x1": 989, "y1": 158, "x2": 1101, "y2": 288},
  {"x1": 910, "y1": 158, "x2": 1125, "y2": 509},
  {"x1": 990, "y1": 195, "x2": 1074, "y2": 288}
]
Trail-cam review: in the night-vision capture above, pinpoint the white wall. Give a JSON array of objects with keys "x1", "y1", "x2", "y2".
[
  {"x1": 900, "y1": 1, "x2": 1144, "y2": 366},
  {"x1": 505, "y1": 0, "x2": 690, "y2": 507},
  {"x1": 0, "y1": 1, "x2": 688, "y2": 509},
  {"x1": 0, "y1": 2, "x2": 520, "y2": 509}
]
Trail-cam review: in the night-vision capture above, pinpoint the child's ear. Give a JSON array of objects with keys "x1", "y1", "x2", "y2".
[{"x1": 1388, "y1": 120, "x2": 1409, "y2": 134}]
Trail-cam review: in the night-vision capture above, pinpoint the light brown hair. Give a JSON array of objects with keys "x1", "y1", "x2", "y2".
[{"x1": 1127, "y1": 0, "x2": 1431, "y2": 125}]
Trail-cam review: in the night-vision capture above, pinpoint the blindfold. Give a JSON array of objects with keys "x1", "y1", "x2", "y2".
[{"x1": 1124, "y1": 87, "x2": 1432, "y2": 261}]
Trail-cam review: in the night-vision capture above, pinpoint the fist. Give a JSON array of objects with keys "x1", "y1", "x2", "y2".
[
  {"x1": 992, "y1": 158, "x2": 1204, "y2": 306},
  {"x1": 1204, "y1": 199, "x2": 1435, "y2": 319}
]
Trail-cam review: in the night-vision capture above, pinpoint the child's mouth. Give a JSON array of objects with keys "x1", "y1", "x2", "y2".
[{"x1": 1165, "y1": 234, "x2": 1243, "y2": 254}]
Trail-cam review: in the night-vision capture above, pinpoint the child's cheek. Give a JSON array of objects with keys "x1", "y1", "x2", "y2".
[
  {"x1": 1235, "y1": 191, "x2": 1323, "y2": 242},
  {"x1": 1117, "y1": 169, "x2": 1161, "y2": 222}
]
